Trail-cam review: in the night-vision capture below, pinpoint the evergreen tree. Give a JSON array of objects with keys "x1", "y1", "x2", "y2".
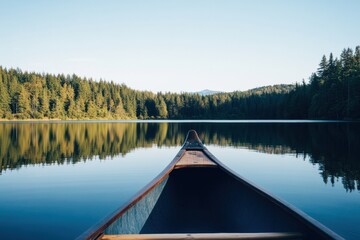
[
  {"x1": 318, "y1": 55, "x2": 328, "y2": 78},
  {"x1": 0, "y1": 80, "x2": 10, "y2": 118},
  {"x1": 17, "y1": 86, "x2": 30, "y2": 118},
  {"x1": 39, "y1": 89, "x2": 50, "y2": 117},
  {"x1": 0, "y1": 46, "x2": 359, "y2": 120},
  {"x1": 155, "y1": 96, "x2": 168, "y2": 118},
  {"x1": 86, "y1": 100, "x2": 97, "y2": 118}
]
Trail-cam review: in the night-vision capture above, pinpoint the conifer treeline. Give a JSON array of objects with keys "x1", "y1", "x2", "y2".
[{"x1": 0, "y1": 46, "x2": 359, "y2": 120}]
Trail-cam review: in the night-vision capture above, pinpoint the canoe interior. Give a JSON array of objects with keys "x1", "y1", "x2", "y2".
[
  {"x1": 142, "y1": 167, "x2": 304, "y2": 233},
  {"x1": 105, "y1": 165, "x2": 328, "y2": 239}
]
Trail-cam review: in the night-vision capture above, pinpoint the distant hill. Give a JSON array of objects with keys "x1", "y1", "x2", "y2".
[
  {"x1": 193, "y1": 85, "x2": 294, "y2": 96},
  {"x1": 194, "y1": 89, "x2": 222, "y2": 96}
]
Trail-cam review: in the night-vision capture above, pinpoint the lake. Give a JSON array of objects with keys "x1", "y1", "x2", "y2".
[{"x1": 0, "y1": 121, "x2": 359, "y2": 239}]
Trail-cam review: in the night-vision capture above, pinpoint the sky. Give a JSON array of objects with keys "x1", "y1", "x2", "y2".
[{"x1": 0, "y1": 0, "x2": 359, "y2": 93}]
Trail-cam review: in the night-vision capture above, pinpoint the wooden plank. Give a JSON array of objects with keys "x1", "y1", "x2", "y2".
[
  {"x1": 175, "y1": 150, "x2": 217, "y2": 168},
  {"x1": 101, "y1": 232, "x2": 302, "y2": 240}
]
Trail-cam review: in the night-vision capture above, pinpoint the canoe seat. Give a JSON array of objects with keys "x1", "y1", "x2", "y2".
[{"x1": 101, "y1": 232, "x2": 303, "y2": 239}]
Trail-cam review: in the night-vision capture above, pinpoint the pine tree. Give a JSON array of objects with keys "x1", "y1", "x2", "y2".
[
  {"x1": 156, "y1": 96, "x2": 168, "y2": 119},
  {"x1": 17, "y1": 86, "x2": 30, "y2": 118},
  {"x1": 39, "y1": 89, "x2": 50, "y2": 117},
  {"x1": 318, "y1": 55, "x2": 328, "y2": 79},
  {"x1": 86, "y1": 100, "x2": 97, "y2": 118},
  {"x1": 0, "y1": 80, "x2": 10, "y2": 118}
]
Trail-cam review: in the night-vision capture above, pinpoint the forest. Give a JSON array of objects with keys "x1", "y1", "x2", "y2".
[{"x1": 0, "y1": 46, "x2": 359, "y2": 120}]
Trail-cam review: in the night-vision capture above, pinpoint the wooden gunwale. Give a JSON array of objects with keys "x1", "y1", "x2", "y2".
[{"x1": 102, "y1": 232, "x2": 303, "y2": 239}]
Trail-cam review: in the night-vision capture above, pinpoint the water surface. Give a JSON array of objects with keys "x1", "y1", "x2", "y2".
[{"x1": 0, "y1": 121, "x2": 359, "y2": 239}]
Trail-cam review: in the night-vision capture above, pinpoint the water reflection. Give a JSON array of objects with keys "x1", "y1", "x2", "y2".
[{"x1": 0, "y1": 122, "x2": 359, "y2": 191}]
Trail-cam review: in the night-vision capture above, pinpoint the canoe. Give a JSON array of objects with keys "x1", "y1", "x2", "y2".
[{"x1": 77, "y1": 130, "x2": 343, "y2": 240}]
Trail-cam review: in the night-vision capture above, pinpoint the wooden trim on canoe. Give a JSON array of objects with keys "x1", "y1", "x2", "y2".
[{"x1": 101, "y1": 232, "x2": 303, "y2": 239}]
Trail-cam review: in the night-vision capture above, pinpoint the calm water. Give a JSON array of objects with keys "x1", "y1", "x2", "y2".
[{"x1": 0, "y1": 121, "x2": 359, "y2": 239}]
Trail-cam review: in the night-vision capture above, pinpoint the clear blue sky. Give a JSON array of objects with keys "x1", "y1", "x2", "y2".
[{"x1": 1, "y1": 0, "x2": 359, "y2": 93}]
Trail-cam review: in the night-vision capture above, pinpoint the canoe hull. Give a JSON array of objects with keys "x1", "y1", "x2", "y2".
[{"x1": 77, "y1": 130, "x2": 343, "y2": 240}]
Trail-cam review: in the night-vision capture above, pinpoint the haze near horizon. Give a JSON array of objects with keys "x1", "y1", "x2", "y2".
[{"x1": 1, "y1": 0, "x2": 359, "y2": 93}]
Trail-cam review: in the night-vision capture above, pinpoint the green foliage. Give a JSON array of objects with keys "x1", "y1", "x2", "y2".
[
  {"x1": 17, "y1": 85, "x2": 31, "y2": 118},
  {"x1": 304, "y1": 47, "x2": 360, "y2": 119},
  {"x1": 0, "y1": 69, "x2": 132, "y2": 119},
  {"x1": 0, "y1": 72, "x2": 11, "y2": 118},
  {"x1": 156, "y1": 96, "x2": 168, "y2": 118},
  {"x1": 0, "y1": 66, "x2": 298, "y2": 120},
  {"x1": 0, "y1": 46, "x2": 359, "y2": 120}
]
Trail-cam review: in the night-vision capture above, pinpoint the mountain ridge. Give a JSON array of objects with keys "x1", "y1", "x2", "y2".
[
  {"x1": 192, "y1": 84, "x2": 295, "y2": 96},
  {"x1": 193, "y1": 89, "x2": 222, "y2": 96}
]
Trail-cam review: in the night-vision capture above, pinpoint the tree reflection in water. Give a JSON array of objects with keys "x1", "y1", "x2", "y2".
[{"x1": 0, "y1": 122, "x2": 359, "y2": 191}]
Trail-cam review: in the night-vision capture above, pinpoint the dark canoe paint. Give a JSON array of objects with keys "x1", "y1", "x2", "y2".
[{"x1": 77, "y1": 130, "x2": 344, "y2": 240}]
